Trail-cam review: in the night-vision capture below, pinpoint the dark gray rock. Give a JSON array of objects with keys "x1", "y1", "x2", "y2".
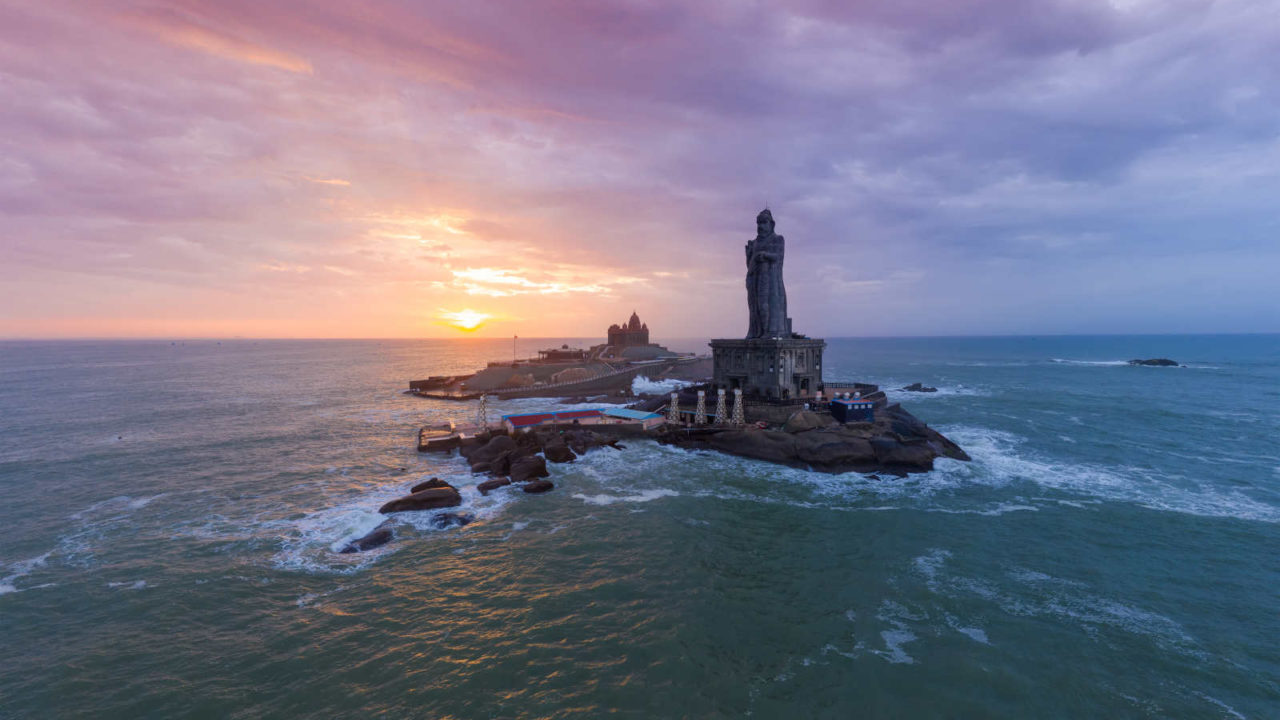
[
  {"x1": 378, "y1": 487, "x2": 462, "y2": 514},
  {"x1": 900, "y1": 382, "x2": 938, "y2": 392},
  {"x1": 488, "y1": 449, "x2": 517, "y2": 476},
  {"x1": 430, "y1": 512, "x2": 475, "y2": 529},
  {"x1": 543, "y1": 437, "x2": 576, "y2": 463},
  {"x1": 461, "y1": 435, "x2": 516, "y2": 467},
  {"x1": 523, "y1": 479, "x2": 555, "y2": 494},
  {"x1": 1128, "y1": 358, "x2": 1178, "y2": 367},
  {"x1": 870, "y1": 437, "x2": 936, "y2": 471},
  {"x1": 477, "y1": 477, "x2": 511, "y2": 495},
  {"x1": 338, "y1": 523, "x2": 393, "y2": 553},
  {"x1": 510, "y1": 455, "x2": 550, "y2": 483},
  {"x1": 410, "y1": 477, "x2": 453, "y2": 494},
  {"x1": 794, "y1": 431, "x2": 876, "y2": 469},
  {"x1": 656, "y1": 399, "x2": 967, "y2": 475},
  {"x1": 707, "y1": 428, "x2": 798, "y2": 465},
  {"x1": 565, "y1": 428, "x2": 610, "y2": 456}
]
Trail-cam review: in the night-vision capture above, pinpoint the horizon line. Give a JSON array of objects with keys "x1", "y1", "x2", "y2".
[{"x1": 2, "y1": 331, "x2": 1277, "y2": 342}]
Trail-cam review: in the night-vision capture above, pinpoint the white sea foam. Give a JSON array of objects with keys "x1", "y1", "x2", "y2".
[
  {"x1": 1194, "y1": 693, "x2": 1247, "y2": 720},
  {"x1": 69, "y1": 494, "x2": 164, "y2": 521},
  {"x1": 106, "y1": 580, "x2": 148, "y2": 590},
  {"x1": 572, "y1": 489, "x2": 679, "y2": 506},
  {"x1": 632, "y1": 375, "x2": 693, "y2": 395},
  {"x1": 873, "y1": 601, "x2": 922, "y2": 664},
  {"x1": 956, "y1": 627, "x2": 990, "y2": 644},
  {"x1": 911, "y1": 549, "x2": 1200, "y2": 656},
  {"x1": 885, "y1": 384, "x2": 989, "y2": 401},
  {"x1": 271, "y1": 460, "x2": 515, "y2": 574},
  {"x1": 1050, "y1": 358, "x2": 1131, "y2": 366},
  {"x1": 933, "y1": 425, "x2": 1280, "y2": 523},
  {"x1": 0, "y1": 552, "x2": 51, "y2": 595},
  {"x1": 296, "y1": 585, "x2": 346, "y2": 609}
]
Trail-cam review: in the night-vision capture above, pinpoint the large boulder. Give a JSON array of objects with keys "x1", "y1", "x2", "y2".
[
  {"x1": 794, "y1": 431, "x2": 876, "y2": 469},
  {"x1": 923, "y1": 428, "x2": 972, "y2": 462},
  {"x1": 870, "y1": 437, "x2": 936, "y2": 471},
  {"x1": 338, "y1": 523, "x2": 394, "y2": 553},
  {"x1": 477, "y1": 477, "x2": 512, "y2": 495},
  {"x1": 463, "y1": 435, "x2": 517, "y2": 470},
  {"x1": 783, "y1": 410, "x2": 830, "y2": 433},
  {"x1": 543, "y1": 437, "x2": 576, "y2": 463},
  {"x1": 410, "y1": 477, "x2": 453, "y2": 494},
  {"x1": 379, "y1": 487, "x2": 462, "y2": 514},
  {"x1": 510, "y1": 455, "x2": 550, "y2": 483},
  {"x1": 523, "y1": 479, "x2": 555, "y2": 494},
  {"x1": 707, "y1": 428, "x2": 798, "y2": 465},
  {"x1": 486, "y1": 449, "x2": 518, "y2": 476},
  {"x1": 565, "y1": 428, "x2": 604, "y2": 456},
  {"x1": 884, "y1": 404, "x2": 930, "y2": 439}
]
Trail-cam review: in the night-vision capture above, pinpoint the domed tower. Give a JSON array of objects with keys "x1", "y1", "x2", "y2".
[{"x1": 607, "y1": 311, "x2": 650, "y2": 347}]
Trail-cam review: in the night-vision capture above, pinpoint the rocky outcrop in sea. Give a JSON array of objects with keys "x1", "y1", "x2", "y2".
[{"x1": 657, "y1": 404, "x2": 969, "y2": 474}]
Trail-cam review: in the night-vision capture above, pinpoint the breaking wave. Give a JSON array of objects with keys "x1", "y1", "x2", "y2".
[
  {"x1": 632, "y1": 375, "x2": 693, "y2": 395},
  {"x1": 0, "y1": 553, "x2": 51, "y2": 595}
]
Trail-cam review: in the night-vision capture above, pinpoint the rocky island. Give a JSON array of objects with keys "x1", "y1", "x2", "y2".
[
  {"x1": 1128, "y1": 358, "x2": 1182, "y2": 367},
  {"x1": 358, "y1": 210, "x2": 970, "y2": 553}
]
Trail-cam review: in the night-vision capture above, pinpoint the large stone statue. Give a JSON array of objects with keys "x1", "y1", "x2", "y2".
[{"x1": 745, "y1": 208, "x2": 789, "y2": 338}]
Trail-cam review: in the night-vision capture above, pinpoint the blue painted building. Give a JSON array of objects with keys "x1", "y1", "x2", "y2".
[{"x1": 829, "y1": 397, "x2": 875, "y2": 423}]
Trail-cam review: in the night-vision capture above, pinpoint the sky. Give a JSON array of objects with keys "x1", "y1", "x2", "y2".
[{"x1": 2, "y1": 0, "x2": 1278, "y2": 339}]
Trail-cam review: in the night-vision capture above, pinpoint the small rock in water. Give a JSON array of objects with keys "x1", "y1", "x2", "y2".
[
  {"x1": 410, "y1": 477, "x2": 453, "y2": 493},
  {"x1": 477, "y1": 477, "x2": 511, "y2": 495},
  {"x1": 1127, "y1": 358, "x2": 1179, "y2": 367},
  {"x1": 338, "y1": 524, "x2": 394, "y2": 553},
  {"x1": 430, "y1": 512, "x2": 475, "y2": 529},
  {"x1": 900, "y1": 382, "x2": 938, "y2": 392},
  {"x1": 379, "y1": 487, "x2": 462, "y2": 514},
  {"x1": 523, "y1": 479, "x2": 555, "y2": 494}
]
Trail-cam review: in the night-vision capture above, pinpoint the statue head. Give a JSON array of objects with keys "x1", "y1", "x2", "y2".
[{"x1": 756, "y1": 208, "x2": 775, "y2": 238}]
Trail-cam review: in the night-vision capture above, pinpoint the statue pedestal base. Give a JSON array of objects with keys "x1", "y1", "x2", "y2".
[{"x1": 710, "y1": 337, "x2": 826, "y2": 401}]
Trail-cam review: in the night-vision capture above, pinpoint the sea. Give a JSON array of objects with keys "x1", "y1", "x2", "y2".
[{"x1": 0, "y1": 335, "x2": 1277, "y2": 718}]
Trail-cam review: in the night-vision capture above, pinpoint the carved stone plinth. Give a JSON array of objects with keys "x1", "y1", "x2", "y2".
[{"x1": 709, "y1": 337, "x2": 825, "y2": 401}]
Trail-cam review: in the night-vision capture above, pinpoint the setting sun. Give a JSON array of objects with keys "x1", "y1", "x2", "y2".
[{"x1": 438, "y1": 308, "x2": 491, "y2": 332}]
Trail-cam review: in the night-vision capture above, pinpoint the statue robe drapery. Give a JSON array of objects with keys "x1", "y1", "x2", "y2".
[{"x1": 745, "y1": 232, "x2": 787, "y2": 338}]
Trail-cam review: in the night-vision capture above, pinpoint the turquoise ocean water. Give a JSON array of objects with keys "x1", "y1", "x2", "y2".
[{"x1": 1, "y1": 335, "x2": 1277, "y2": 718}]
